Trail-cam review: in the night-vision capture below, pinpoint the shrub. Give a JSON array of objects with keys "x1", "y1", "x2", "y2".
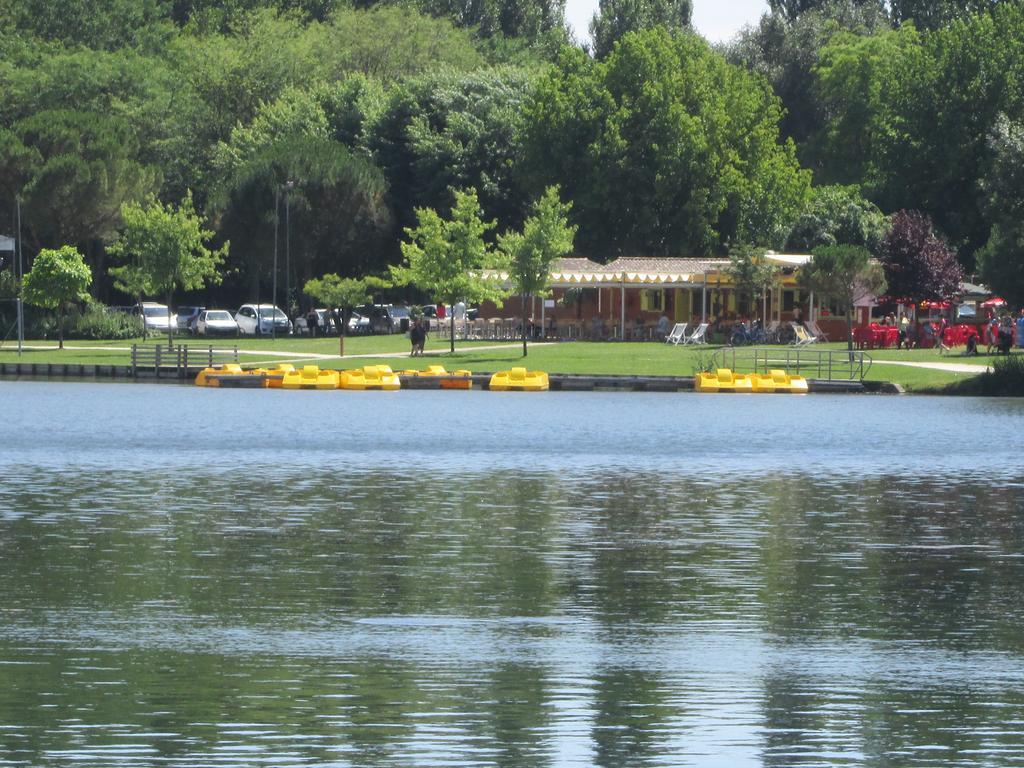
[
  {"x1": 69, "y1": 302, "x2": 143, "y2": 340},
  {"x1": 946, "y1": 353, "x2": 1024, "y2": 396}
]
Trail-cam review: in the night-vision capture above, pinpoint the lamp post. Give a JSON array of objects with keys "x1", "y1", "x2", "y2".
[
  {"x1": 16, "y1": 195, "x2": 23, "y2": 357},
  {"x1": 284, "y1": 180, "x2": 294, "y2": 322}
]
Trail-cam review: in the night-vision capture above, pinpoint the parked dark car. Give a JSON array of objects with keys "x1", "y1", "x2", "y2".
[
  {"x1": 355, "y1": 304, "x2": 406, "y2": 334},
  {"x1": 176, "y1": 306, "x2": 205, "y2": 334},
  {"x1": 294, "y1": 309, "x2": 332, "y2": 337}
]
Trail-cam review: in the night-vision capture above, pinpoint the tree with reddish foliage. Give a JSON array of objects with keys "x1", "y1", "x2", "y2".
[{"x1": 879, "y1": 210, "x2": 964, "y2": 302}]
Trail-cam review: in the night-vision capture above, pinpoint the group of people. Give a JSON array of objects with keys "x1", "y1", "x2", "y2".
[{"x1": 985, "y1": 311, "x2": 1020, "y2": 355}]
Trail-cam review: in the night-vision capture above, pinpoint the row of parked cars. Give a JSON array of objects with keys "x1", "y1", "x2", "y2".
[{"x1": 125, "y1": 302, "x2": 424, "y2": 337}]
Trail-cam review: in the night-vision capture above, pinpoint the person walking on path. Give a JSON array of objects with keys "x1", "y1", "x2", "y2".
[{"x1": 936, "y1": 316, "x2": 950, "y2": 355}]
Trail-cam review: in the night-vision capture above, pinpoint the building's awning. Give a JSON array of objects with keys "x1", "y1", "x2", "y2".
[
  {"x1": 483, "y1": 252, "x2": 815, "y2": 289},
  {"x1": 763, "y1": 252, "x2": 813, "y2": 266}
]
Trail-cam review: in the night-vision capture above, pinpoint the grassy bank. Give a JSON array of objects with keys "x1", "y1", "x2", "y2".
[{"x1": 3, "y1": 334, "x2": 1010, "y2": 392}]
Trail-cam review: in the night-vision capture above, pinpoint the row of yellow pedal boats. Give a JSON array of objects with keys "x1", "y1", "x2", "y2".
[
  {"x1": 197, "y1": 364, "x2": 806, "y2": 393},
  {"x1": 196, "y1": 364, "x2": 551, "y2": 391},
  {"x1": 695, "y1": 368, "x2": 808, "y2": 394}
]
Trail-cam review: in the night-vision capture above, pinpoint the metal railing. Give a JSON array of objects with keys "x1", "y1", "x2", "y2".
[
  {"x1": 710, "y1": 347, "x2": 872, "y2": 381},
  {"x1": 131, "y1": 344, "x2": 238, "y2": 378}
]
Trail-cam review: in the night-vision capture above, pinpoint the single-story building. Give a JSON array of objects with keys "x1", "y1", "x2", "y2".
[{"x1": 478, "y1": 253, "x2": 852, "y2": 340}]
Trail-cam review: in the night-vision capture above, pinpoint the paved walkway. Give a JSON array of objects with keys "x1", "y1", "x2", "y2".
[{"x1": 871, "y1": 359, "x2": 992, "y2": 374}]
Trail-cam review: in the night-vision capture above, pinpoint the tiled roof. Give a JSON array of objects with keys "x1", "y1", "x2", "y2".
[
  {"x1": 554, "y1": 257, "x2": 604, "y2": 272},
  {"x1": 603, "y1": 256, "x2": 727, "y2": 273}
]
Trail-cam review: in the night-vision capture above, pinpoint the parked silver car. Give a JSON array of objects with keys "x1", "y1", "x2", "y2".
[
  {"x1": 234, "y1": 304, "x2": 292, "y2": 336},
  {"x1": 133, "y1": 302, "x2": 177, "y2": 334},
  {"x1": 196, "y1": 309, "x2": 239, "y2": 337}
]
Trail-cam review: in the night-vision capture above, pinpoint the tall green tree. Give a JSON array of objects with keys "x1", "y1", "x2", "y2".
[
  {"x1": 498, "y1": 186, "x2": 576, "y2": 356},
  {"x1": 411, "y1": 0, "x2": 567, "y2": 43},
  {"x1": 976, "y1": 115, "x2": 1024, "y2": 307},
  {"x1": 813, "y1": 24, "x2": 920, "y2": 188},
  {"x1": 725, "y1": 246, "x2": 780, "y2": 321},
  {"x1": 303, "y1": 273, "x2": 386, "y2": 356},
  {"x1": 768, "y1": 0, "x2": 884, "y2": 23},
  {"x1": 108, "y1": 192, "x2": 228, "y2": 348},
  {"x1": 21, "y1": 245, "x2": 92, "y2": 349},
  {"x1": 801, "y1": 244, "x2": 885, "y2": 349},
  {"x1": 214, "y1": 134, "x2": 389, "y2": 300},
  {"x1": 814, "y1": 2, "x2": 1024, "y2": 259},
  {"x1": 786, "y1": 184, "x2": 889, "y2": 252},
  {"x1": 366, "y1": 67, "x2": 534, "y2": 236},
  {"x1": 521, "y1": 29, "x2": 810, "y2": 260},
  {"x1": 0, "y1": 110, "x2": 159, "y2": 281},
  {"x1": 0, "y1": 0, "x2": 170, "y2": 49},
  {"x1": 889, "y1": 0, "x2": 1009, "y2": 30},
  {"x1": 391, "y1": 188, "x2": 507, "y2": 353},
  {"x1": 727, "y1": 1, "x2": 890, "y2": 171},
  {"x1": 589, "y1": 0, "x2": 692, "y2": 58}
]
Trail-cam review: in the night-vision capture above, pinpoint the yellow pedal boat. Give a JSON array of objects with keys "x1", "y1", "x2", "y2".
[
  {"x1": 489, "y1": 367, "x2": 549, "y2": 391},
  {"x1": 402, "y1": 365, "x2": 473, "y2": 389},
  {"x1": 695, "y1": 368, "x2": 753, "y2": 393},
  {"x1": 260, "y1": 363, "x2": 295, "y2": 389},
  {"x1": 750, "y1": 369, "x2": 809, "y2": 394},
  {"x1": 281, "y1": 365, "x2": 339, "y2": 390},
  {"x1": 339, "y1": 365, "x2": 401, "y2": 390},
  {"x1": 195, "y1": 363, "x2": 244, "y2": 387}
]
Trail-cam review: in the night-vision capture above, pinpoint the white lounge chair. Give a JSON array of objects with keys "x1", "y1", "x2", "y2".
[
  {"x1": 765, "y1": 320, "x2": 781, "y2": 343},
  {"x1": 665, "y1": 323, "x2": 688, "y2": 345},
  {"x1": 791, "y1": 323, "x2": 817, "y2": 346},
  {"x1": 682, "y1": 323, "x2": 709, "y2": 345},
  {"x1": 806, "y1": 319, "x2": 829, "y2": 342}
]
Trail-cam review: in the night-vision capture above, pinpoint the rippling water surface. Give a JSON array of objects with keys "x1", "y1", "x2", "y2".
[{"x1": 2, "y1": 381, "x2": 1024, "y2": 767}]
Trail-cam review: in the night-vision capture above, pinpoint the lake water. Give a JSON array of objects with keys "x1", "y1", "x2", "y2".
[{"x1": 2, "y1": 381, "x2": 1024, "y2": 767}]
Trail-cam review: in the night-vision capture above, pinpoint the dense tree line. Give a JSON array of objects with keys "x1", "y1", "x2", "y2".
[{"x1": 2, "y1": 0, "x2": 1023, "y2": 310}]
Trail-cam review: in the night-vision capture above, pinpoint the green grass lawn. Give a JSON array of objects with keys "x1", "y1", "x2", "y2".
[{"x1": 3, "y1": 333, "x2": 1011, "y2": 392}]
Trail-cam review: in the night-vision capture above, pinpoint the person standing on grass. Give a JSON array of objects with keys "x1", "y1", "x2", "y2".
[
  {"x1": 409, "y1": 319, "x2": 426, "y2": 356},
  {"x1": 306, "y1": 307, "x2": 319, "y2": 338}
]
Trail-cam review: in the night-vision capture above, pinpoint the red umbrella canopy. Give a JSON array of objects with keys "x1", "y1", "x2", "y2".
[{"x1": 981, "y1": 297, "x2": 1006, "y2": 308}]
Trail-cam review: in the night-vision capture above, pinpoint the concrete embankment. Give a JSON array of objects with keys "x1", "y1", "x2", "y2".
[{"x1": 1, "y1": 361, "x2": 874, "y2": 393}]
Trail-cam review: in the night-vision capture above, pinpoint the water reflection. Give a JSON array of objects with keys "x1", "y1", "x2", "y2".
[{"x1": 2, "y1": 382, "x2": 1024, "y2": 765}]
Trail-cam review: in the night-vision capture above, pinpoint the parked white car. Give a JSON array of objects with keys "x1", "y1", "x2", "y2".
[
  {"x1": 133, "y1": 302, "x2": 177, "y2": 334},
  {"x1": 196, "y1": 309, "x2": 239, "y2": 337},
  {"x1": 234, "y1": 304, "x2": 292, "y2": 336}
]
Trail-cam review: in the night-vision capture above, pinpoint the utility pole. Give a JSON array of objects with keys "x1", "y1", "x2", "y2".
[{"x1": 272, "y1": 186, "x2": 279, "y2": 341}]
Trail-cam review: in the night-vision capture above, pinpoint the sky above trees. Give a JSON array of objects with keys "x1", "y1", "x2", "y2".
[{"x1": 565, "y1": 0, "x2": 768, "y2": 42}]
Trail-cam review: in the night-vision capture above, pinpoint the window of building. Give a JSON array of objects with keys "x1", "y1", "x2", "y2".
[{"x1": 640, "y1": 289, "x2": 664, "y2": 312}]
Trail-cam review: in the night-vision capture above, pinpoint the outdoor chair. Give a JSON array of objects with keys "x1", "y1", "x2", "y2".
[
  {"x1": 791, "y1": 323, "x2": 818, "y2": 346},
  {"x1": 806, "y1": 320, "x2": 829, "y2": 342},
  {"x1": 681, "y1": 323, "x2": 709, "y2": 345},
  {"x1": 765, "y1": 320, "x2": 781, "y2": 343},
  {"x1": 665, "y1": 323, "x2": 688, "y2": 345}
]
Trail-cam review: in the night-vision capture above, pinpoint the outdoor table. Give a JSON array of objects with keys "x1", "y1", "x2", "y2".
[
  {"x1": 943, "y1": 324, "x2": 978, "y2": 347},
  {"x1": 855, "y1": 324, "x2": 898, "y2": 348}
]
